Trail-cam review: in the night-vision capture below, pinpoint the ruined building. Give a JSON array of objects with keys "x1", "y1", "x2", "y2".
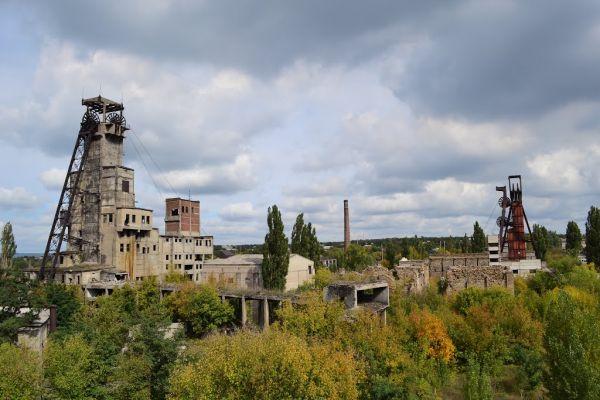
[{"x1": 37, "y1": 96, "x2": 213, "y2": 284}]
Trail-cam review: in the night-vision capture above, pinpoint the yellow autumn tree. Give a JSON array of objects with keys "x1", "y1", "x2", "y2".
[
  {"x1": 168, "y1": 330, "x2": 360, "y2": 400},
  {"x1": 409, "y1": 308, "x2": 455, "y2": 363}
]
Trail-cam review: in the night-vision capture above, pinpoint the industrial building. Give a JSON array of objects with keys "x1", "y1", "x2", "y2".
[
  {"x1": 201, "y1": 253, "x2": 315, "y2": 291},
  {"x1": 36, "y1": 96, "x2": 213, "y2": 284}
]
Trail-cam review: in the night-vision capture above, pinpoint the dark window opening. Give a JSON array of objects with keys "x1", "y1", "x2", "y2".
[
  {"x1": 171, "y1": 208, "x2": 179, "y2": 216},
  {"x1": 122, "y1": 180, "x2": 130, "y2": 193}
]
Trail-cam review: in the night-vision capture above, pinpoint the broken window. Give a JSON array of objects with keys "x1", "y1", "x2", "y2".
[
  {"x1": 132, "y1": 214, "x2": 136, "y2": 223},
  {"x1": 171, "y1": 208, "x2": 179, "y2": 216},
  {"x1": 120, "y1": 243, "x2": 124, "y2": 252},
  {"x1": 141, "y1": 215, "x2": 146, "y2": 224},
  {"x1": 147, "y1": 216, "x2": 151, "y2": 224},
  {"x1": 153, "y1": 245, "x2": 156, "y2": 251},
  {"x1": 122, "y1": 180, "x2": 130, "y2": 193},
  {"x1": 166, "y1": 255, "x2": 169, "y2": 260},
  {"x1": 125, "y1": 214, "x2": 130, "y2": 225}
]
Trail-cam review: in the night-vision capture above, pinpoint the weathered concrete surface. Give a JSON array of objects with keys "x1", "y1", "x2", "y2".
[
  {"x1": 394, "y1": 261, "x2": 429, "y2": 294},
  {"x1": 428, "y1": 253, "x2": 489, "y2": 278},
  {"x1": 444, "y1": 265, "x2": 514, "y2": 295}
]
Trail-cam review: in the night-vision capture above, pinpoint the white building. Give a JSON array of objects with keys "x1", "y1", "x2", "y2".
[{"x1": 201, "y1": 253, "x2": 315, "y2": 291}]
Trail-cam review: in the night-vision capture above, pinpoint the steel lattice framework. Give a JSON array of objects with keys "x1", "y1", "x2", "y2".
[
  {"x1": 39, "y1": 109, "x2": 99, "y2": 280},
  {"x1": 496, "y1": 175, "x2": 538, "y2": 261}
]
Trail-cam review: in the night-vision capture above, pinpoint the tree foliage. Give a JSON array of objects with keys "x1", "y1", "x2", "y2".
[
  {"x1": 566, "y1": 220, "x2": 583, "y2": 254},
  {"x1": 291, "y1": 213, "x2": 322, "y2": 266},
  {"x1": 471, "y1": 222, "x2": 486, "y2": 253},
  {"x1": 0, "y1": 222, "x2": 17, "y2": 269},
  {"x1": 532, "y1": 224, "x2": 550, "y2": 260},
  {"x1": 0, "y1": 342, "x2": 42, "y2": 400},
  {"x1": 261, "y1": 205, "x2": 289, "y2": 290},
  {"x1": 0, "y1": 265, "x2": 37, "y2": 342},
  {"x1": 543, "y1": 290, "x2": 600, "y2": 399},
  {"x1": 165, "y1": 283, "x2": 233, "y2": 337},
  {"x1": 585, "y1": 206, "x2": 600, "y2": 267},
  {"x1": 169, "y1": 330, "x2": 360, "y2": 400}
]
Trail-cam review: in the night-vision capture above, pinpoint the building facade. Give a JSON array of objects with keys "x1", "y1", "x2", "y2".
[{"x1": 44, "y1": 96, "x2": 213, "y2": 283}]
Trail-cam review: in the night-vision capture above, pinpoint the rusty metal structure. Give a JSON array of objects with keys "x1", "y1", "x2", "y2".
[
  {"x1": 39, "y1": 96, "x2": 126, "y2": 280},
  {"x1": 496, "y1": 175, "x2": 537, "y2": 261}
]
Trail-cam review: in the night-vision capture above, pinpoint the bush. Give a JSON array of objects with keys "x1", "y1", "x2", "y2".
[
  {"x1": 165, "y1": 284, "x2": 234, "y2": 337},
  {"x1": 169, "y1": 330, "x2": 360, "y2": 400},
  {"x1": 0, "y1": 342, "x2": 42, "y2": 400}
]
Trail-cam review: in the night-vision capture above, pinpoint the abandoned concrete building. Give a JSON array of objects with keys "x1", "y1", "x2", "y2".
[
  {"x1": 201, "y1": 253, "x2": 315, "y2": 291},
  {"x1": 36, "y1": 96, "x2": 213, "y2": 284}
]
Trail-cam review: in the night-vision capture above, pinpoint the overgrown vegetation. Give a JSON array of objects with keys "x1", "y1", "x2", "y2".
[{"x1": 2, "y1": 212, "x2": 600, "y2": 399}]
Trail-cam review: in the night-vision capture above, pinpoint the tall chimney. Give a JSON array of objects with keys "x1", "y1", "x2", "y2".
[{"x1": 344, "y1": 199, "x2": 350, "y2": 251}]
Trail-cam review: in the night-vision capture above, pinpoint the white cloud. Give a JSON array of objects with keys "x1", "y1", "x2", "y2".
[
  {"x1": 39, "y1": 168, "x2": 65, "y2": 190},
  {"x1": 0, "y1": 187, "x2": 38, "y2": 209},
  {"x1": 219, "y1": 202, "x2": 260, "y2": 221}
]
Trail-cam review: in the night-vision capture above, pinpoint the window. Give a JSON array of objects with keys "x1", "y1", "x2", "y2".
[
  {"x1": 125, "y1": 214, "x2": 130, "y2": 225},
  {"x1": 309, "y1": 266, "x2": 313, "y2": 275},
  {"x1": 126, "y1": 244, "x2": 130, "y2": 251},
  {"x1": 109, "y1": 214, "x2": 113, "y2": 223},
  {"x1": 196, "y1": 240, "x2": 199, "y2": 246},
  {"x1": 120, "y1": 243, "x2": 124, "y2": 252},
  {"x1": 103, "y1": 214, "x2": 107, "y2": 223},
  {"x1": 141, "y1": 215, "x2": 146, "y2": 224},
  {"x1": 147, "y1": 216, "x2": 150, "y2": 224},
  {"x1": 132, "y1": 214, "x2": 136, "y2": 223},
  {"x1": 122, "y1": 180, "x2": 130, "y2": 193},
  {"x1": 171, "y1": 208, "x2": 179, "y2": 216},
  {"x1": 153, "y1": 245, "x2": 156, "y2": 251},
  {"x1": 166, "y1": 255, "x2": 169, "y2": 260}
]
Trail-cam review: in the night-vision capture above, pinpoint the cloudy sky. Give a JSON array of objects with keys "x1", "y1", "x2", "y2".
[{"x1": 1, "y1": 0, "x2": 599, "y2": 251}]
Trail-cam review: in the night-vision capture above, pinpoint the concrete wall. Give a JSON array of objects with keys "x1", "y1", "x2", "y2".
[
  {"x1": 428, "y1": 253, "x2": 489, "y2": 278},
  {"x1": 445, "y1": 266, "x2": 514, "y2": 295},
  {"x1": 395, "y1": 262, "x2": 429, "y2": 294},
  {"x1": 285, "y1": 254, "x2": 315, "y2": 291}
]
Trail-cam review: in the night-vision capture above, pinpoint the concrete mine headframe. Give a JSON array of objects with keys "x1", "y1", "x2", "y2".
[{"x1": 40, "y1": 96, "x2": 127, "y2": 280}]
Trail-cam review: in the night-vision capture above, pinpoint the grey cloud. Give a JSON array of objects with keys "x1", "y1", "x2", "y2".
[
  {"x1": 394, "y1": 0, "x2": 600, "y2": 120},
  {"x1": 25, "y1": 0, "x2": 449, "y2": 76}
]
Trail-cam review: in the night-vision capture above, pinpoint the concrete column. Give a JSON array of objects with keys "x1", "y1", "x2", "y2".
[
  {"x1": 240, "y1": 296, "x2": 247, "y2": 327},
  {"x1": 261, "y1": 298, "x2": 269, "y2": 330}
]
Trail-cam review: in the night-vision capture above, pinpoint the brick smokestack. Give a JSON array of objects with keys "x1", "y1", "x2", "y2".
[{"x1": 344, "y1": 199, "x2": 350, "y2": 251}]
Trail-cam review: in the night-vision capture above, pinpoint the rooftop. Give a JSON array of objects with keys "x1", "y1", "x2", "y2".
[{"x1": 82, "y1": 95, "x2": 124, "y2": 113}]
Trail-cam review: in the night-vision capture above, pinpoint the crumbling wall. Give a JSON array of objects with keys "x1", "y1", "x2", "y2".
[
  {"x1": 428, "y1": 253, "x2": 489, "y2": 278},
  {"x1": 444, "y1": 265, "x2": 514, "y2": 295},
  {"x1": 394, "y1": 261, "x2": 429, "y2": 294}
]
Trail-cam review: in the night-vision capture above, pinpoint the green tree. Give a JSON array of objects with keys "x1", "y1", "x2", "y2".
[
  {"x1": 532, "y1": 224, "x2": 549, "y2": 261},
  {"x1": 0, "y1": 265, "x2": 37, "y2": 342},
  {"x1": 543, "y1": 291, "x2": 600, "y2": 399},
  {"x1": 472, "y1": 221, "x2": 486, "y2": 253},
  {"x1": 566, "y1": 220, "x2": 583, "y2": 255},
  {"x1": 109, "y1": 307, "x2": 180, "y2": 400},
  {"x1": 33, "y1": 283, "x2": 82, "y2": 334},
  {"x1": 383, "y1": 240, "x2": 398, "y2": 268},
  {"x1": 165, "y1": 283, "x2": 233, "y2": 337},
  {"x1": 585, "y1": 206, "x2": 600, "y2": 267},
  {"x1": 168, "y1": 330, "x2": 360, "y2": 400},
  {"x1": 44, "y1": 333, "x2": 101, "y2": 400},
  {"x1": 0, "y1": 342, "x2": 42, "y2": 400},
  {"x1": 262, "y1": 205, "x2": 289, "y2": 290},
  {"x1": 290, "y1": 213, "x2": 305, "y2": 254},
  {"x1": 0, "y1": 222, "x2": 17, "y2": 269},
  {"x1": 344, "y1": 243, "x2": 375, "y2": 272},
  {"x1": 460, "y1": 234, "x2": 471, "y2": 253}
]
